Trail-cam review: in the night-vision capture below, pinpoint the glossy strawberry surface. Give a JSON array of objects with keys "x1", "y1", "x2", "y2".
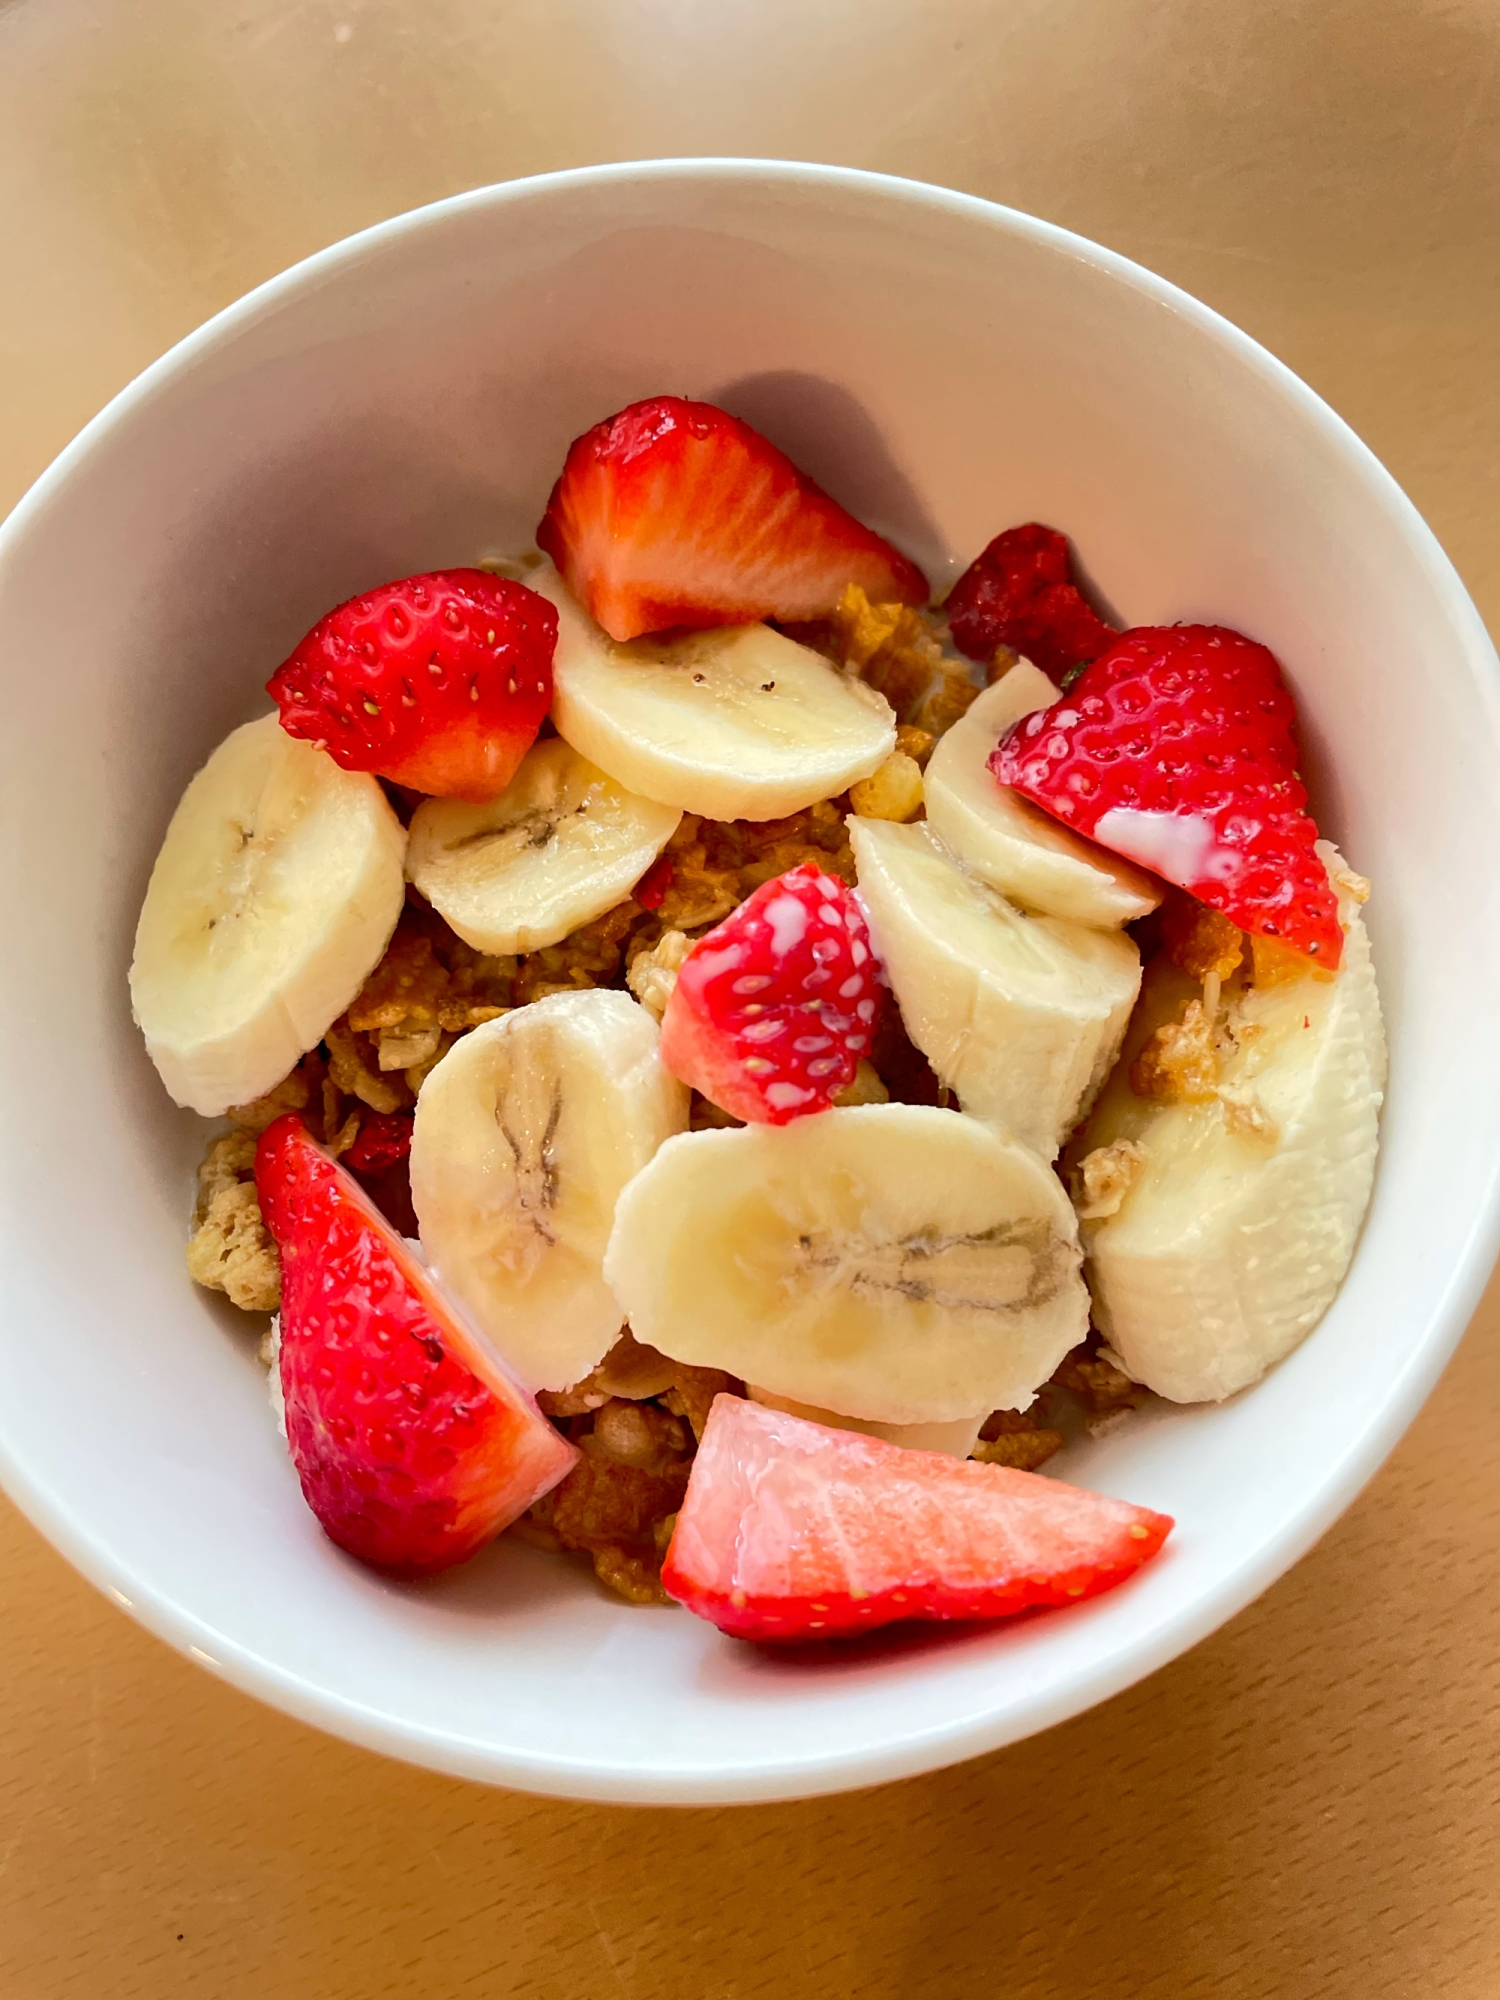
[
  {"x1": 268, "y1": 569, "x2": 555, "y2": 800},
  {"x1": 992, "y1": 623, "x2": 1343, "y2": 965},
  {"x1": 663, "y1": 1396, "x2": 1174, "y2": 1642},
  {"x1": 537, "y1": 396, "x2": 928, "y2": 641},
  {"x1": 946, "y1": 522, "x2": 1117, "y2": 679},
  {"x1": 658, "y1": 862, "x2": 884, "y2": 1123},
  {"x1": 255, "y1": 1115, "x2": 574, "y2": 1576}
]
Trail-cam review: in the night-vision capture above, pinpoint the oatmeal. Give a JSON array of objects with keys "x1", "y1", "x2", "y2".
[{"x1": 138, "y1": 392, "x2": 1370, "y2": 1633}]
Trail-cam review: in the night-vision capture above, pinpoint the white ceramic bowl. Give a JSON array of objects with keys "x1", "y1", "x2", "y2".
[{"x1": 3, "y1": 160, "x2": 1498, "y2": 1806}]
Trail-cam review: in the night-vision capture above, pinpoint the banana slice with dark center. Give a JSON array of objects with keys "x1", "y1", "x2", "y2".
[
  {"x1": 406, "y1": 738, "x2": 680, "y2": 954},
  {"x1": 411, "y1": 988, "x2": 689, "y2": 1392},
  {"x1": 603, "y1": 1103, "x2": 1088, "y2": 1424}
]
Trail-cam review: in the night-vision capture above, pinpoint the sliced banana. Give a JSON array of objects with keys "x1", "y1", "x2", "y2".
[
  {"x1": 1067, "y1": 845, "x2": 1385, "y2": 1402},
  {"x1": 130, "y1": 714, "x2": 406, "y2": 1116},
  {"x1": 406, "y1": 738, "x2": 680, "y2": 954},
  {"x1": 603, "y1": 1103, "x2": 1089, "y2": 1424},
  {"x1": 849, "y1": 817, "x2": 1141, "y2": 1157},
  {"x1": 924, "y1": 663, "x2": 1162, "y2": 925},
  {"x1": 410, "y1": 989, "x2": 689, "y2": 1393},
  {"x1": 746, "y1": 1385, "x2": 984, "y2": 1460},
  {"x1": 530, "y1": 562, "x2": 895, "y2": 819}
]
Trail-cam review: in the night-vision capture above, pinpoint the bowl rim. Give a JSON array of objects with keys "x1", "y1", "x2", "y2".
[{"x1": 4, "y1": 155, "x2": 1499, "y2": 1805}]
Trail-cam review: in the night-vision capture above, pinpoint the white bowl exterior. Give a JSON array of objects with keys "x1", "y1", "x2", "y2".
[{"x1": 2, "y1": 161, "x2": 1498, "y2": 1805}]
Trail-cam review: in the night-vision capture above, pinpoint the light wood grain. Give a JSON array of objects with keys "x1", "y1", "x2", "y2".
[{"x1": 3, "y1": 2, "x2": 1499, "y2": 1994}]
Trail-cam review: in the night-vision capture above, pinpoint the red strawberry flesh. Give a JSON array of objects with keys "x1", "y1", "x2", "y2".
[
  {"x1": 658, "y1": 863, "x2": 884, "y2": 1123},
  {"x1": 632, "y1": 853, "x2": 675, "y2": 912},
  {"x1": 991, "y1": 623, "x2": 1343, "y2": 966},
  {"x1": 946, "y1": 522, "x2": 1117, "y2": 679},
  {"x1": 662, "y1": 1396, "x2": 1173, "y2": 1642},
  {"x1": 268, "y1": 569, "x2": 555, "y2": 801},
  {"x1": 256, "y1": 1115, "x2": 574, "y2": 1576},
  {"x1": 341, "y1": 1109, "x2": 413, "y2": 1177},
  {"x1": 536, "y1": 396, "x2": 928, "y2": 642}
]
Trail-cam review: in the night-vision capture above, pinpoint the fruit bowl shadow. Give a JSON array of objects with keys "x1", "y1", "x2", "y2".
[
  {"x1": 686, "y1": 1600, "x2": 1083, "y2": 1680},
  {"x1": 2, "y1": 160, "x2": 1498, "y2": 1806},
  {"x1": 708, "y1": 368, "x2": 948, "y2": 574}
]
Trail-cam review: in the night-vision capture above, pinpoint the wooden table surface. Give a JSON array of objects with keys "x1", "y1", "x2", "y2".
[{"x1": 4, "y1": 3, "x2": 1499, "y2": 1994}]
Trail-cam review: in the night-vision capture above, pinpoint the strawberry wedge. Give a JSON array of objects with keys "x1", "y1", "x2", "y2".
[
  {"x1": 991, "y1": 623, "x2": 1343, "y2": 966},
  {"x1": 537, "y1": 396, "x2": 928, "y2": 641},
  {"x1": 257, "y1": 1115, "x2": 575, "y2": 1576},
  {"x1": 663, "y1": 1396, "x2": 1172, "y2": 1642},
  {"x1": 659, "y1": 862, "x2": 884, "y2": 1124},
  {"x1": 267, "y1": 569, "x2": 555, "y2": 802}
]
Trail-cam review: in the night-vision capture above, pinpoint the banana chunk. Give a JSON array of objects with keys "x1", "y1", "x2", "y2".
[
  {"x1": 603, "y1": 1104, "x2": 1089, "y2": 1425},
  {"x1": 130, "y1": 714, "x2": 406, "y2": 1116},
  {"x1": 1067, "y1": 844, "x2": 1386, "y2": 1402},
  {"x1": 924, "y1": 664, "x2": 1162, "y2": 925},
  {"x1": 406, "y1": 738, "x2": 680, "y2": 954},
  {"x1": 849, "y1": 817, "x2": 1141, "y2": 1157},
  {"x1": 410, "y1": 989, "x2": 689, "y2": 1393},
  {"x1": 531, "y1": 562, "x2": 895, "y2": 819}
]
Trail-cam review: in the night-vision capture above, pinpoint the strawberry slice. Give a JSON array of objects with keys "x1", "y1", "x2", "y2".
[
  {"x1": 536, "y1": 396, "x2": 928, "y2": 642},
  {"x1": 256, "y1": 1114, "x2": 574, "y2": 1576},
  {"x1": 662, "y1": 1396, "x2": 1173, "y2": 1641},
  {"x1": 268, "y1": 569, "x2": 555, "y2": 801},
  {"x1": 946, "y1": 522, "x2": 1118, "y2": 679},
  {"x1": 658, "y1": 862, "x2": 884, "y2": 1123},
  {"x1": 991, "y1": 624, "x2": 1343, "y2": 967}
]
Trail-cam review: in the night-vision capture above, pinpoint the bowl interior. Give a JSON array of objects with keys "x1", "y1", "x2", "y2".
[{"x1": 3, "y1": 162, "x2": 1498, "y2": 1805}]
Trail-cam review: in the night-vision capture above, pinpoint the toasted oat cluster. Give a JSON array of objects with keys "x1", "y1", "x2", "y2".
[
  {"x1": 814, "y1": 583, "x2": 980, "y2": 737},
  {"x1": 512, "y1": 1334, "x2": 737, "y2": 1603},
  {"x1": 1070, "y1": 1137, "x2": 1146, "y2": 1222},
  {"x1": 1160, "y1": 894, "x2": 1245, "y2": 984},
  {"x1": 1129, "y1": 997, "x2": 1221, "y2": 1104},
  {"x1": 626, "y1": 929, "x2": 693, "y2": 1022},
  {"x1": 1052, "y1": 1339, "x2": 1153, "y2": 1435},
  {"x1": 186, "y1": 1131, "x2": 281, "y2": 1313},
  {"x1": 651, "y1": 797, "x2": 857, "y2": 928}
]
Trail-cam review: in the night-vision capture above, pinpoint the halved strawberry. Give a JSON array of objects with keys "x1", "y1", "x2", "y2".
[
  {"x1": 256, "y1": 1114, "x2": 574, "y2": 1576},
  {"x1": 536, "y1": 397, "x2": 928, "y2": 642},
  {"x1": 662, "y1": 1395, "x2": 1173, "y2": 1641},
  {"x1": 991, "y1": 623, "x2": 1343, "y2": 966},
  {"x1": 658, "y1": 862, "x2": 884, "y2": 1123},
  {"x1": 268, "y1": 569, "x2": 555, "y2": 801}
]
